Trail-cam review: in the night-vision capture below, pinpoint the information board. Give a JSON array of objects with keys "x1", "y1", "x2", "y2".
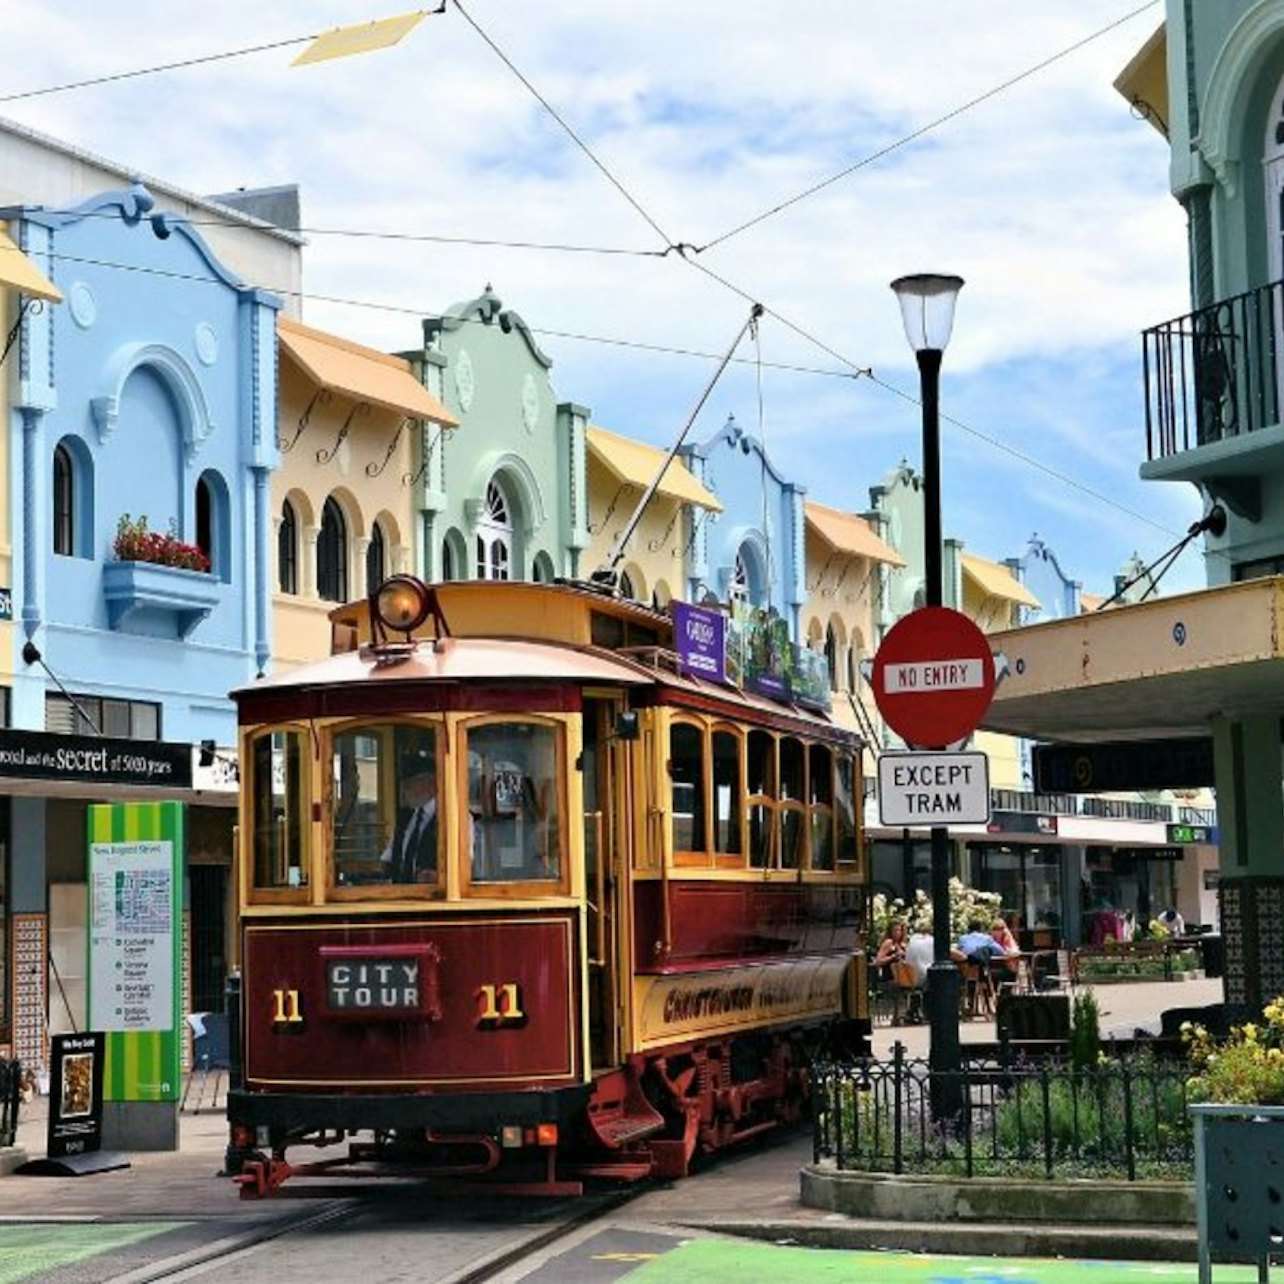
[{"x1": 86, "y1": 802, "x2": 183, "y2": 1104}]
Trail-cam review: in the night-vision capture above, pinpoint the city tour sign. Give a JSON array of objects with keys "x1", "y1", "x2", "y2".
[{"x1": 871, "y1": 606, "x2": 997, "y2": 748}]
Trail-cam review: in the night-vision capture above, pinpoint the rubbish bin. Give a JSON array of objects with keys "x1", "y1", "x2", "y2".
[{"x1": 1198, "y1": 934, "x2": 1224, "y2": 979}]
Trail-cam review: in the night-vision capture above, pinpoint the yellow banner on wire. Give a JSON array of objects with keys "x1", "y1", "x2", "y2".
[{"x1": 293, "y1": 12, "x2": 429, "y2": 66}]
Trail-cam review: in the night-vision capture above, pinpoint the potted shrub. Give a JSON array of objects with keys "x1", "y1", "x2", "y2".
[
  {"x1": 113, "y1": 514, "x2": 210, "y2": 573},
  {"x1": 103, "y1": 514, "x2": 217, "y2": 638},
  {"x1": 1185, "y1": 995, "x2": 1284, "y2": 1275}
]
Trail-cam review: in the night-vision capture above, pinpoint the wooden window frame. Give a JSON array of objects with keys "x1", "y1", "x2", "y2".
[{"x1": 243, "y1": 724, "x2": 313, "y2": 907}]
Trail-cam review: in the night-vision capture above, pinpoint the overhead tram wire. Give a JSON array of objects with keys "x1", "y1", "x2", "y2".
[
  {"x1": 451, "y1": 0, "x2": 674, "y2": 252},
  {"x1": 0, "y1": 33, "x2": 316, "y2": 103},
  {"x1": 38, "y1": 241, "x2": 1211, "y2": 561},
  {"x1": 695, "y1": 0, "x2": 1161, "y2": 254}
]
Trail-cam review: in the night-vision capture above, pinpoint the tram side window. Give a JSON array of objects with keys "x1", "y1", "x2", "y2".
[
  {"x1": 331, "y1": 724, "x2": 440, "y2": 888},
  {"x1": 835, "y1": 753, "x2": 858, "y2": 864},
  {"x1": 468, "y1": 721, "x2": 561, "y2": 883},
  {"x1": 809, "y1": 743, "x2": 835, "y2": 870},
  {"x1": 712, "y1": 728, "x2": 742, "y2": 857},
  {"x1": 779, "y1": 736, "x2": 806, "y2": 869},
  {"x1": 251, "y1": 730, "x2": 307, "y2": 889},
  {"x1": 669, "y1": 721, "x2": 706, "y2": 857},
  {"x1": 746, "y1": 729, "x2": 776, "y2": 869}
]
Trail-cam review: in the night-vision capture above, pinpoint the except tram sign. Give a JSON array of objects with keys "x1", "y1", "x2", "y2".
[{"x1": 871, "y1": 607, "x2": 997, "y2": 748}]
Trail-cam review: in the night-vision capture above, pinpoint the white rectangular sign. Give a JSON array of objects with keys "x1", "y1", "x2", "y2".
[
  {"x1": 88, "y1": 840, "x2": 175, "y2": 1032},
  {"x1": 883, "y1": 659, "x2": 986, "y2": 693},
  {"x1": 877, "y1": 750, "x2": 990, "y2": 826}
]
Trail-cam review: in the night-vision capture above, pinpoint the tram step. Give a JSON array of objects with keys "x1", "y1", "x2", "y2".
[
  {"x1": 586, "y1": 1069, "x2": 666, "y2": 1150},
  {"x1": 592, "y1": 1111, "x2": 665, "y2": 1147}
]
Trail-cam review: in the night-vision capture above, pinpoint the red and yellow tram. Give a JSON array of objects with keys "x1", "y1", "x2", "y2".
[{"x1": 226, "y1": 578, "x2": 870, "y2": 1196}]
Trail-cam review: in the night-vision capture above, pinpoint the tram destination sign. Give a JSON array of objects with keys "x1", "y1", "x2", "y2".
[{"x1": 877, "y1": 750, "x2": 990, "y2": 826}]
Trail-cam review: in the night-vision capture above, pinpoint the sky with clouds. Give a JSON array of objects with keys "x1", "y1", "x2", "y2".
[{"x1": 5, "y1": 0, "x2": 1207, "y2": 602}]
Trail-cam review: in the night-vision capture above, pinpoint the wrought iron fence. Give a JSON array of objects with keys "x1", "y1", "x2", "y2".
[
  {"x1": 0, "y1": 1056, "x2": 22, "y2": 1149},
  {"x1": 1143, "y1": 279, "x2": 1283, "y2": 461},
  {"x1": 814, "y1": 1044, "x2": 1193, "y2": 1181}
]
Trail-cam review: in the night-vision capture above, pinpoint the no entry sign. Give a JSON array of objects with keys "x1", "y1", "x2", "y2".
[{"x1": 871, "y1": 607, "x2": 996, "y2": 748}]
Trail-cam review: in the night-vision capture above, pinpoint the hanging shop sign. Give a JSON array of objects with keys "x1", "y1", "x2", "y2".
[{"x1": 0, "y1": 729, "x2": 192, "y2": 789}]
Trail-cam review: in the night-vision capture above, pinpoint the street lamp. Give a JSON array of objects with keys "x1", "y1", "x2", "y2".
[{"x1": 890, "y1": 272, "x2": 965, "y2": 1115}]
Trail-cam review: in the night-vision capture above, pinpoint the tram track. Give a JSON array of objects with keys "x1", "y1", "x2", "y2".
[{"x1": 107, "y1": 1184, "x2": 644, "y2": 1284}]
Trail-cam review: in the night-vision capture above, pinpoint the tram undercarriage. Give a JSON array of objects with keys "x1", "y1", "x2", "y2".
[{"x1": 228, "y1": 1021, "x2": 864, "y2": 1198}]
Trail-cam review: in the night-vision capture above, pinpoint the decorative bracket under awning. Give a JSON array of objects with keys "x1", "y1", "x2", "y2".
[
  {"x1": 316, "y1": 401, "x2": 370, "y2": 466},
  {"x1": 0, "y1": 296, "x2": 44, "y2": 368},
  {"x1": 366, "y1": 416, "x2": 412, "y2": 478},
  {"x1": 279, "y1": 387, "x2": 331, "y2": 453}
]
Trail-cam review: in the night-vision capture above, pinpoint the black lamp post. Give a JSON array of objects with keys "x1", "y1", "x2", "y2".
[{"x1": 890, "y1": 272, "x2": 965, "y2": 1116}]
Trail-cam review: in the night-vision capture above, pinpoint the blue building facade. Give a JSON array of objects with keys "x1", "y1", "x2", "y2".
[
  {"x1": 1, "y1": 181, "x2": 280, "y2": 1070},
  {"x1": 679, "y1": 414, "x2": 807, "y2": 642},
  {"x1": 11, "y1": 182, "x2": 280, "y2": 730}
]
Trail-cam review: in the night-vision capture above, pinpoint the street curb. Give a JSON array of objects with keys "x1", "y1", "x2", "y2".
[{"x1": 690, "y1": 1217, "x2": 1199, "y2": 1262}]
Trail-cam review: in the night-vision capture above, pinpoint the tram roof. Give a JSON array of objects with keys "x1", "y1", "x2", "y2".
[{"x1": 236, "y1": 635, "x2": 655, "y2": 703}]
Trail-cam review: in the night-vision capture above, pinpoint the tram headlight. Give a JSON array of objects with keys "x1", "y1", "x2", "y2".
[{"x1": 373, "y1": 575, "x2": 433, "y2": 635}]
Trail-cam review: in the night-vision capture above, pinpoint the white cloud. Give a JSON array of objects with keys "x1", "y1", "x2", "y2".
[{"x1": 4, "y1": 0, "x2": 1197, "y2": 594}]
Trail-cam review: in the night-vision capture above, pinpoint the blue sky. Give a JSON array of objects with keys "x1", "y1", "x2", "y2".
[{"x1": 4, "y1": 0, "x2": 1206, "y2": 599}]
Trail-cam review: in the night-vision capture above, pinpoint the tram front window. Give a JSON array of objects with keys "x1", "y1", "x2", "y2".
[
  {"x1": 331, "y1": 723, "x2": 440, "y2": 888},
  {"x1": 250, "y1": 729, "x2": 308, "y2": 889},
  {"x1": 468, "y1": 720, "x2": 561, "y2": 883}
]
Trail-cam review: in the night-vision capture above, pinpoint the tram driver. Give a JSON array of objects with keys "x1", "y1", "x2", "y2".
[{"x1": 381, "y1": 762, "x2": 439, "y2": 883}]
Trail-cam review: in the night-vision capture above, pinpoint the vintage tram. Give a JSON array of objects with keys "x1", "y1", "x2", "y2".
[{"x1": 226, "y1": 577, "x2": 870, "y2": 1196}]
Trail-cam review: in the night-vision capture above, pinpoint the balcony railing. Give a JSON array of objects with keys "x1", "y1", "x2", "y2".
[{"x1": 1143, "y1": 280, "x2": 1283, "y2": 461}]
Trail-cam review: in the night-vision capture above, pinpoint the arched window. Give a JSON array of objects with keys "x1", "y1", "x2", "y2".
[
  {"x1": 532, "y1": 551, "x2": 555, "y2": 583},
  {"x1": 441, "y1": 537, "x2": 456, "y2": 582},
  {"x1": 475, "y1": 480, "x2": 512, "y2": 581},
  {"x1": 846, "y1": 644, "x2": 858, "y2": 694},
  {"x1": 730, "y1": 552, "x2": 749, "y2": 603},
  {"x1": 278, "y1": 501, "x2": 298, "y2": 594},
  {"x1": 618, "y1": 570, "x2": 635, "y2": 600},
  {"x1": 366, "y1": 521, "x2": 386, "y2": 594},
  {"x1": 53, "y1": 444, "x2": 73, "y2": 556},
  {"x1": 195, "y1": 470, "x2": 230, "y2": 580},
  {"x1": 318, "y1": 496, "x2": 348, "y2": 602},
  {"x1": 824, "y1": 624, "x2": 838, "y2": 691}
]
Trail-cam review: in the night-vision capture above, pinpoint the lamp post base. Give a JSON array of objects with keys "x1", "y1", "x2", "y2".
[{"x1": 926, "y1": 959, "x2": 963, "y2": 1120}]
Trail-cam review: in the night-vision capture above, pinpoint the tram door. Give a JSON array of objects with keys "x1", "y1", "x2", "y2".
[{"x1": 583, "y1": 697, "x2": 624, "y2": 1071}]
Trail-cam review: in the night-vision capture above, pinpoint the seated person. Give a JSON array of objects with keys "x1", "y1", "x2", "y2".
[
  {"x1": 954, "y1": 918, "x2": 1007, "y2": 965},
  {"x1": 873, "y1": 921, "x2": 908, "y2": 984},
  {"x1": 989, "y1": 918, "x2": 1021, "y2": 982},
  {"x1": 903, "y1": 930, "x2": 934, "y2": 1022},
  {"x1": 381, "y1": 764, "x2": 439, "y2": 884}
]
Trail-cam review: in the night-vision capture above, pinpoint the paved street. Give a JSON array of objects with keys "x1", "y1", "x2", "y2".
[{"x1": 0, "y1": 977, "x2": 1235, "y2": 1281}]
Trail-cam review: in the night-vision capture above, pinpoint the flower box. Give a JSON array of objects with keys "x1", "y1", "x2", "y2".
[{"x1": 102, "y1": 559, "x2": 219, "y2": 639}]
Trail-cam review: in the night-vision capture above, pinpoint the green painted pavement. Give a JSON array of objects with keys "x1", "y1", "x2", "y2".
[
  {"x1": 625, "y1": 1240, "x2": 1272, "y2": 1283},
  {"x1": 0, "y1": 1223, "x2": 185, "y2": 1283}
]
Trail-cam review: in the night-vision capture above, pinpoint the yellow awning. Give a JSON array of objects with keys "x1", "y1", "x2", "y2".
[
  {"x1": 278, "y1": 317, "x2": 458, "y2": 426},
  {"x1": 1113, "y1": 24, "x2": 1168, "y2": 139},
  {"x1": 293, "y1": 11, "x2": 427, "y2": 66},
  {"x1": 587, "y1": 426, "x2": 722, "y2": 512},
  {"x1": 0, "y1": 228, "x2": 61, "y2": 303},
  {"x1": 805, "y1": 501, "x2": 905, "y2": 567},
  {"x1": 962, "y1": 554, "x2": 1041, "y2": 609}
]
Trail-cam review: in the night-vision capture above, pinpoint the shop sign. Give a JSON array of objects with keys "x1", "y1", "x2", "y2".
[
  {"x1": 1169, "y1": 822, "x2": 1215, "y2": 845},
  {"x1": 0, "y1": 729, "x2": 192, "y2": 789},
  {"x1": 986, "y1": 811, "x2": 1058, "y2": 836},
  {"x1": 1033, "y1": 737, "x2": 1214, "y2": 792},
  {"x1": 672, "y1": 601, "x2": 726, "y2": 683},
  {"x1": 0, "y1": 586, "x2": 12, "y2": 620},
  {"x1": 46, "y1": 1031, "x2": 105, "y2": 1159}
]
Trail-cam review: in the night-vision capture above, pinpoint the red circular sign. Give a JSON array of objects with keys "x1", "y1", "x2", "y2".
[{"x1": 871, "y1": 607, "x2": 996, "y2": 748}]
